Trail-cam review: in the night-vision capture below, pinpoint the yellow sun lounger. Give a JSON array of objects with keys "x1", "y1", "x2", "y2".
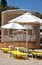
[
  {"x1": 8, "y1": 50, "x2": 27, "y2": 58},
  {"x1": 32, "y1": 51, "x2": 42, "y2": 57},
  {"x1": 2, "y1": 48, "x2": 12, "y2": 53}
]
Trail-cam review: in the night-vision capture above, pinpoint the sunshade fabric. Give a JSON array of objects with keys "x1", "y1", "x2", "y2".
[
  {"x1": 1, "y1": 23, "x2": 25, "y2": 29},
  {"x1": 40, "y1": 26, "x2": 42, "y2": 29},
  {"x1": 8, "y1": 13, "x2": 42, "y2": 24},
  {"x1": 40, "y1": 32, "x2": 42, "y2": 35}
]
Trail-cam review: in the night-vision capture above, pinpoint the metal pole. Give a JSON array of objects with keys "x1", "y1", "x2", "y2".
[
  {"x1": 13, "y1": 30, "x2": 14, "y2": 45},
  {"x1": 8, "y1": 29, "x2": 9, "y2": 47},
  {"x1": 26, "y1": 24, "x2": 28, "y2": 51},
  {"x1": 12, "y1": 30, "x2": 14, "y2": 49}
]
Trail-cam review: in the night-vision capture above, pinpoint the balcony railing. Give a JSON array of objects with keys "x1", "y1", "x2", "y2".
[{"x1": 1, "y1": 34, "x2": 36, "y2": 42}]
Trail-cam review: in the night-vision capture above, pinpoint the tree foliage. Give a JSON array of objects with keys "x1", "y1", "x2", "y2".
[
  {"x1": 0, "y1": 0, "x2": 19, "y2": 26},
  {"x1": 1, "y1": 0, "x2": 7, "y2": 7},
  {"x1": 40, "y1": 14, "x2": 42, "y2": 19}
]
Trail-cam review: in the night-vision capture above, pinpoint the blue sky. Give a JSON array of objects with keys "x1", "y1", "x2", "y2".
[{"x1": 2, "y1": 0, "x2": 42, "y2": 13}]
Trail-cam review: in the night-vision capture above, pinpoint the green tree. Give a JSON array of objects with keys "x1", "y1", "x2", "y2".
[
  {"x1": 0, "y1": 0, "x2": 19, "y2": 26},
  {"x1": 40, "y1": 14, "x2": 42, "y2": 19},
  {"x1": 1, "y1": 0, "x2": 7, "y2": 7}
]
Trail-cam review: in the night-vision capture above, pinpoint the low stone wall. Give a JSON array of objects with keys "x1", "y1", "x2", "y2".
[{"x1": 0, "y1": 41, "x2": 40, "y2": 49}]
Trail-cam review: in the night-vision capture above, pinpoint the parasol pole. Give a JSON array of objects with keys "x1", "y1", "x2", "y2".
[{"x1": 26, "y1": 24, "x2": 28, "y2": 51}]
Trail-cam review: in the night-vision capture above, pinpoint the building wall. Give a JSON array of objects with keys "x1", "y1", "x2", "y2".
[{"x1": 1, "y1": 9, "x2": 40, "y2": 49}]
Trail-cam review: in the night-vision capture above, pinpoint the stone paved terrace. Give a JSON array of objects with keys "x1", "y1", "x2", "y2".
[{"x1": 0, "y1": 50, "x2": 42, "y2": 65}]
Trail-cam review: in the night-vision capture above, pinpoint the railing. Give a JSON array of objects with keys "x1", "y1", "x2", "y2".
[{"x1": 1, "y1": 34, "x2": 36, "y2": 42}]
